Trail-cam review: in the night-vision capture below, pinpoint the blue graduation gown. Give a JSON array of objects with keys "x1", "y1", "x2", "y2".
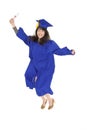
[{"x1": 16, "y1": 27, "x2": 72, "y2": 96}]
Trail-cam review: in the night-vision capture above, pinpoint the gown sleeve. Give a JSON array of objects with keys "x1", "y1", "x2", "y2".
[
  {"x1": 49, "y1": 40, "x2": 72, "y2": 55},
  {"x1": 16, "y1": 27, "x2": 31, "y2": 46}
]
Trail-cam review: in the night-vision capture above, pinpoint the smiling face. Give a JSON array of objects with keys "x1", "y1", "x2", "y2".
[{"x1": 37, "y1": 28, "x2": 45, "y2": 39}]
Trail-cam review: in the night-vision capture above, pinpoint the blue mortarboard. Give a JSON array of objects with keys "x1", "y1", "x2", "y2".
[{"x1": 36, "y1": 19, "x2": 53, "y2": 29}]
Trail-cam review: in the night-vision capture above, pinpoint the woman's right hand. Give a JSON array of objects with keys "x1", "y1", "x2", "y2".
[{"x1": 9, "y1": 18, "x2": 15, "y2": 27}]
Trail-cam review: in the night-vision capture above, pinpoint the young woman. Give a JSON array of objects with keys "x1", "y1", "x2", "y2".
[{"x1": 9, "y1": 18, "x2": 75, "y2": 110}]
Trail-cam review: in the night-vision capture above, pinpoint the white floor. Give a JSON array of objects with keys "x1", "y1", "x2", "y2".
[{"x1": 0, "y1": 0, "x2": 87, "y2": 130}]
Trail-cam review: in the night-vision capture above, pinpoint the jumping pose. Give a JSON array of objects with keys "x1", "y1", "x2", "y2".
[{"x1": 9, "y1": 18, "x2": 75, "y2": 109}]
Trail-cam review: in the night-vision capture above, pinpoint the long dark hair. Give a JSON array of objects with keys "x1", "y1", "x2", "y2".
[{"x1": 30, "y1": 27, "x2": 51, "y2": 45}]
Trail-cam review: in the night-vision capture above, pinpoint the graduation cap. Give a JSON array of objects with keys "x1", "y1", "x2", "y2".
[{"x1": 36, "y1": 19, "x2": 53, "y2": 29}]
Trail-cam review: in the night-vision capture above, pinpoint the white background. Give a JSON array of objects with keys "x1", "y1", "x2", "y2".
[{"x1": 0, "y1": 0, "x2": 87, "y2": 130}]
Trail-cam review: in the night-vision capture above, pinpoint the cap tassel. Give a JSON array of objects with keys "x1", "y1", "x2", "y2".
[{"x1": 36, "y1": 22, "x2": 39, "y2": 29}]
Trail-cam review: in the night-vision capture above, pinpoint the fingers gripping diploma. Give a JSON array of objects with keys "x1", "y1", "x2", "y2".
[{"x1": 9, "y1": 13, "x2": 19, "y2": 27}]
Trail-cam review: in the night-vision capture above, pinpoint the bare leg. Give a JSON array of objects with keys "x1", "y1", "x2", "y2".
[
  {"x1": 35, "y1": 76, "x2": 37, "y2": 82},
  {"x1": 45, "y1": 94, "x2": 54, "y2": 109},
  {"x1": 41, "y1": 96, "x2": 47, "y2": 109}
]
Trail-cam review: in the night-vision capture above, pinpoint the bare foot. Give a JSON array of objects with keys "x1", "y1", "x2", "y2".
[
  {"x1": 41, "y1": 99, "x2": 47, "y2": 109},
  {"x1": 48, "y1": 98, "x2": 55, "y2": 110}
]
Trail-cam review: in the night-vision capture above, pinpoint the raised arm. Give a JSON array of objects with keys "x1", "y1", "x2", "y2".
[
  {"x1": 9, "y1": 18, "x2": 30, "y2": 46},
  {"x1": 9, "y1": 18, "x2": 18, "y2": 33}
]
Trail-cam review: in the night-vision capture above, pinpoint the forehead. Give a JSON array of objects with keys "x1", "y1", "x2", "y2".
[{"x1": 37, "y1": 27, "x2": 45, "y2": 31}]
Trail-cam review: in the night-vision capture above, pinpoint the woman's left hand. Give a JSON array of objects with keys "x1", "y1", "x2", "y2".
[{"x1": 71, "y1": 49, "x2": 75, "y2": 55}]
